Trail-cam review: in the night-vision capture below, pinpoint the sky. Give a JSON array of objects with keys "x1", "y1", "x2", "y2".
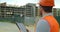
[{"x1": 0, "y1": 0, "x2": 60, "y2": 8}]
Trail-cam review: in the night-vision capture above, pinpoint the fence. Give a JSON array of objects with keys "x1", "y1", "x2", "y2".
[
  {"x1": 0, "y1": 14, "x2": 24, "y2": 23},
  {"x1": 55, "y1": 16, "x2": 60, "y2": 25}
]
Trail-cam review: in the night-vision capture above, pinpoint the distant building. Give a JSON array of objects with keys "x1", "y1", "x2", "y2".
[
  {"x1": 0, "y1": 3, "x2": 39, "y2": 17},
  {"x1": 21, "y1": 3, "x2": 39, "y2": 25},
  {"x1": 24, "y1": 3, "x2": 38, "y2": 17},
  {"x1": 53, "y1": 8, "x2": 60, "y2": 16},
  {"x1": 0, "y1": 2, "x2": 6, "y2": 6},
  {"x1": 0, "y1": 3, "x2": 39, "y2": 25}
]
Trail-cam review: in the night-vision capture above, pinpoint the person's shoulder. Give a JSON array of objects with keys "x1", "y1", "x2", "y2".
[
  {"x1": 37, "y1": 18, "x2": 49, "y2": 25},
  {"x1": 39, "y1": 18, "x2": 47, "y2": 22},
  {"x1": 37, "y1": 18, "x2": 50, "y2": 27}
]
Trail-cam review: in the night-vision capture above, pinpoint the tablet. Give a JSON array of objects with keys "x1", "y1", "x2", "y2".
[{"x1": 16, "y1": 22, "x2": 27, "y2": 32}]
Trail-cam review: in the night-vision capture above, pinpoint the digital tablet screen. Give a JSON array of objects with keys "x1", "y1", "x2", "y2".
[{"x1": 16, "y1": 22, "x2": 27, "y2": 32}]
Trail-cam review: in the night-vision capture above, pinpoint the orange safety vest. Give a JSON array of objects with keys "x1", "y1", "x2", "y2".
[{"x1": 44, "y1": 16, "x2": 59, "y2": 32}]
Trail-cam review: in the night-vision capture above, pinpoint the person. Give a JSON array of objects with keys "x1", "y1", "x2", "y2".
[{"x1": 36, "y1": 0, "x2": 59, "y2": 32}]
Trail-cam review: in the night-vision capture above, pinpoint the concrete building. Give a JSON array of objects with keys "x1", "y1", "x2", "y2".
[
  {"x1": 0, "y1": 3, "x2": 39, "y2": 17},
  {"x1": 22, "y1": 3, "x2": 39, "y2": 25},
  {"x1": 53, "y1": 8, "x2": 60, "y2": 16},
  {"x1": 0, "y1": 3, "x2": 39, "y2": 25},
  {"x1": 0, "y1": 2, "x2": 6, "y2": 6}
]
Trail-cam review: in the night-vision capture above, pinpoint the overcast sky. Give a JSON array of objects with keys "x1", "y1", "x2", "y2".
[{"x1": 0, "y1": 0, "x2": 60, "y2": 8}]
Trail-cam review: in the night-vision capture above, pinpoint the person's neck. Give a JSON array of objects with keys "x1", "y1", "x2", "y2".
[
  {"x1": 42, "y1": 12, "x2": 47, "y2": 16},
  {"x1": 42, "y1": 12, "x2": 52, "y2": 17}
]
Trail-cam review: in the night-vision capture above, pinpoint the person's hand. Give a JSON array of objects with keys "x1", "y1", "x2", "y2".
[
  {"x1": 26, "y1": 29, "x2": 29, "y2": 32},
  {"x1": 19, "y1": 30, "x2": 21, "y2": 32}
]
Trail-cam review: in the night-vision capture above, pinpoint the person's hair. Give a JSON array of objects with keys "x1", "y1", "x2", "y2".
[{"x1": 40, "y1": 6, "x2": 53, "y2": 13}]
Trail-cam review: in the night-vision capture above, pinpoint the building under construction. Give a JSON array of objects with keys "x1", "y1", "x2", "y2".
[{"x1": 0, "y1": 2, "x2": 39, "y2": 25}]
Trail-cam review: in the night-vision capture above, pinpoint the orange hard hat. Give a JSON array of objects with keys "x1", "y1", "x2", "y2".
[{"x1": 39, "y1": 0, "x2": 55, "y2": 6}]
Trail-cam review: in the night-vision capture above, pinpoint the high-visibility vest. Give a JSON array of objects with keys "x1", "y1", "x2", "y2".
[{"x1": 44, "y1": 16, "x2": 59, "y2": 32}]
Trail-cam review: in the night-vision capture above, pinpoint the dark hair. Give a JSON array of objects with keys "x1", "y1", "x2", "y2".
[{"x1": 41, "y1": 6, "x2": 53, "y2": 13}]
